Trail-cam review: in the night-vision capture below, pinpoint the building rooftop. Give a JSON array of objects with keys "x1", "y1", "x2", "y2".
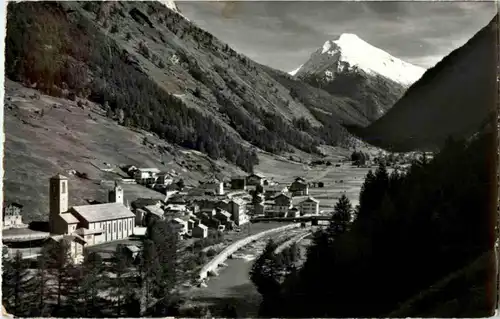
[
  {"x1": 71, "y1": 203, "x2": 135, "y2": 223},
  {"x1": 248, "y1": 173, "x2": 264, "y2": 179},
  {"x1": 137, "y1": 168, "x2": 161, "y2": 173},
  {"x1": 215, "y1": 209, "x2": 231, "y2": 218},
  {"x1": 143, "y1": 205, "x2": 164, "y2": 218},
  {"x1": 2, "y1": 228, "x2": 51, "y2": 242},
  {"x1": 300, "y1": 197, "x2": 319, "y2": 204},
  {"x1": 195, "y1": 223, "x2": 208, "y2": 230},
  {"x1": 74, "y1": 228, "x2": 103, "y2": 235},
  {"x1": 60, "y1": 213, "x2": 79, "y2": 224},
  {"x1": 131, "y1": 198, "x2": 162, "y2": 209},
  {"x1": 51, "y1": 173, "x2": 68, "y2": 180},
  {"x1": 125, "y1": 245, "x2": 141, "y2": 253}
]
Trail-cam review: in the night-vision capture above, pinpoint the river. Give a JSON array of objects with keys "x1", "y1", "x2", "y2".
[{"x1": 188, "y1": 241, "x2": 267, "y2": 316}]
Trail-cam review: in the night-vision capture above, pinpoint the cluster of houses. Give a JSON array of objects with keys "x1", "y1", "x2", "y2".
[
  {"x1": 2, "y1": 169, "x2": 320, "y2": 263},
  {"x1": 239, "y1": 174, "x2": 320, "y2": 218}
]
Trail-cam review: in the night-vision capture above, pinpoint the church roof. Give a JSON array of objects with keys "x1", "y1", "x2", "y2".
[
  {"x1": 51, "y1": 174, "x2": 68, "y2": 180},
  {"x1": 71, "y1": 203, "x2": 135, "y2": 223},
  {"x1": 59, "y1": 213, "x2": 79, "y2": 224}
]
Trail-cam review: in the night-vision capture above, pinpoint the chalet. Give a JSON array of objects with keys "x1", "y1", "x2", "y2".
[
  {"x1": 143, "y1": 204, "x2": 165, "y2": 222},
  {"x1": 246, "y1": 173, "x2": 265, "y2": 186},
  {"x1": 264, "y1": 185, "x2": 288, "y2": 200},
  {"x1": 193, "y1": 223, "x2": 208, "y2": 238},
  {"x1": 164, "y1": 203, "x2": 187, "y2": 214},
  {"x1": 274, "y1": 194, "x2": 292, "y2": 212},
  {"x1": 171, "y1": 218, "x2": 188, "y2": 236},
  {"x1": 156, "y1": 173, "x2": 173, "y2": 186},
  {"x1": 214, "y1": 209, "x2": 232, "y2": 224},
  {"x1": 289, "y1": 177, "x2": 309, "y2": 196},
  {"x1": 3, "y1": 203, "x2": 26, "y2": 229},
  {"x1": 230, "y1": 198, "x2": 249, "y2": 226},
  {"x1": 131, "y1": 198, "x2": 163, "y2": 210},
  {"x1": 200, "y1": 178, "x2": 224, "y2": 195},
  {"x1": 134, "y1": 168, "x2": 161, "y2": 185},
  {"x1": 49, "y1": 174, "x2": 135, "y2": 263},
  {"x1": 299, "y1": 197, "x2": 320, "y2": 215},
  {"x1": 231, "y1": 176, "x2": 247, "y2": 190}
]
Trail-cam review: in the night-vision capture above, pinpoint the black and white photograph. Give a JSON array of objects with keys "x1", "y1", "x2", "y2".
[{"x1": 1, "y1": 0, "x2": 499, "y2": 317}]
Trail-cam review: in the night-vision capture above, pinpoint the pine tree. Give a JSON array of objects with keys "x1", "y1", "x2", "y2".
[
  {"x1": 147, "y1": 220, "x2": 178, "y2": 304},
  {"x1": 110, "y1": 245, "x2": 132, "y2": 317},
  {"x1": 139, "y1": 239, "x2": 161, "y2": 315},
  {"x1": 80, "y1": 252, "x2": 104, "y2": 317},
  {"x1": 329, "y1": 195, "x2": 352, "y2": 237},
  {"x1": 44, "y1": 239, "x2": 74, "y2": 314},
  {"x1": 250, "y1": 240, "x2": 281, "y2": 298},
  {"x1": 33, "y1": 249, "x2": 51, "y2": 316},
  {"x1": 2, "y1": 251, "x2": 33, "y2": 316}
]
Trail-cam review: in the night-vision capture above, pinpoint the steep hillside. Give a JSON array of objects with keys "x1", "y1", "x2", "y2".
[
  {"x1": 3, "y1": 79, "x2": 244, "y2": 222},
  {"x1": 352, "y1": 14, "x2": 498, "y2": 152},
  {"x1": 5, "y1": 1, "x2": 366, "y2": 173},
  {"x1": 292, "y1": 34, "x2": 425, "y2": 122},
  {"x1": 257, "y1": 63, "x2": 371, "y2": 127}
]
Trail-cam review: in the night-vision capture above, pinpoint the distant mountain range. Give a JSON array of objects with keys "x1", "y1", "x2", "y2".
[
  {"x1": 350, "y1": 14, "x2": 498, "y2": 152},
  {"x1": 289, "y1": 33, "x2": 426, "y2": 121}
]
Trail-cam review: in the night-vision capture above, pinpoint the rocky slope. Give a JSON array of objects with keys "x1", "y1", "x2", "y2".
[
  {"x1": 5, "y1": 1, "x2": 369, "y2": 175},
  {"x1": 351, "y1": 14, "x2": 498, "y2": 152},
  {"x1": 291, "y1": 34, "x2": 426, "y2": 122}
]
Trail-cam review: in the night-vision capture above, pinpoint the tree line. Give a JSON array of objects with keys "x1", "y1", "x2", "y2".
[
  {"x1": 2, "y1": 220, "x2": 186, "y2": 317},
  {"x1": 5, "y1": 2, "x2": 258, "y2": 172},
  {"x1": 251, "y1": 129, "x2": 496, "y2": 317}
]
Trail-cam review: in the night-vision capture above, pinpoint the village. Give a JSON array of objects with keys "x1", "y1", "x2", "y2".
[{"x1": 2, "y1": 164, "x2": 324, "y2": 264}]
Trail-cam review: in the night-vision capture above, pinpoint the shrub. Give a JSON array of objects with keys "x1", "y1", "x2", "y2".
[
  {"x1": 110, "y1": 24, "x2": 119, "y2": 34},
  {"x1": 206, "y1": 248, "x2": 217, "y2": 257}
]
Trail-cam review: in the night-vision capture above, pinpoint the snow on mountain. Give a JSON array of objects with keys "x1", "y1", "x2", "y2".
[
  {"x1": 294, "y1": 33, "x2": 426, "y2": 87},
  {"x1": 157, "y1": 0, "x2": 189, "y2": 20},
  {"x1": 289, "y1": 64, "x2": 303, "y2": 76}
]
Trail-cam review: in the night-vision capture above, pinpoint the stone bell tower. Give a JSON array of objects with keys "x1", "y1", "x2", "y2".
[
  {"x1": 49, "y1": 174, "x2": 69, "y2": 233},
  {"x1": 109, "y1": 181, "x2": 124, "y2": 204}
]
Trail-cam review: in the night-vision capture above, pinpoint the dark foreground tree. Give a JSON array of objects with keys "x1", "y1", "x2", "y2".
[
  {"x1": 80, "y1": 252, "x2": 105, "y2": 317},
  {"x1": 2, "y1": 251, "x2": 33, "y2": 316},
  {"x1": 258, "y1": 128, "x2": 496, "y2": 317}
]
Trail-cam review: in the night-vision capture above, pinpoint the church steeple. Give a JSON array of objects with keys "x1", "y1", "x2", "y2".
[{"x1": 109, "y1": 181, "x2": 124, "y2": 204}]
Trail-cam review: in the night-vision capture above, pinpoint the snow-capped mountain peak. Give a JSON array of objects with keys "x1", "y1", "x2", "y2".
[
  {"x1": 292, "y1": 33, "x2": 426, "y2": 86},
  {"x1": 157, "y1": 0, "x2": 189, "y2": 20}
]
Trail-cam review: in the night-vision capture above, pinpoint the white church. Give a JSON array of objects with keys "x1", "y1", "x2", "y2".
[{"x1": 49, "y1": 174, "x2": 135, "y2": 262}]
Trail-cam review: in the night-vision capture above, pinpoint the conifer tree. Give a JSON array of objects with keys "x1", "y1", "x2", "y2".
[
  {"x1": 2, "y1": 251, "x2": 33, "y2": 316},
  {"x1": 329, "y1": 195, "x2": 352, "y2": 238},
  {"x1": 110, "y1": 245, "x2": 132, "y2": 317},
  {"x1": 139, "y1": 239, "x2": 161, "y2": 315},
  {"x1": 80, "y1": 252, "x2": 104, "y2": 317},
  {"x1": 250, "y1": 240, "x2": 281, "y2": 298},
  {"x1": 33, "y1": 247, "x2": 51, "y2": 316},
  {"x1": 44, "y1": 239, "x2": 74, "y2": 314}
]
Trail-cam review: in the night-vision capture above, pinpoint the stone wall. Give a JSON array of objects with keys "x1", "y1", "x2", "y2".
[{"x1": 199, "y1": 223, "x2": 300, "y2": 280}]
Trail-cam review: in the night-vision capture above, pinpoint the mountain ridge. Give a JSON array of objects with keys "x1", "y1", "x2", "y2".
[
  {"x1": 353, "y1": 14, "x2": 498, "y2": 151},
  {"x1": 5, "y1": 1, "x2": 372, "y2": 175}
]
